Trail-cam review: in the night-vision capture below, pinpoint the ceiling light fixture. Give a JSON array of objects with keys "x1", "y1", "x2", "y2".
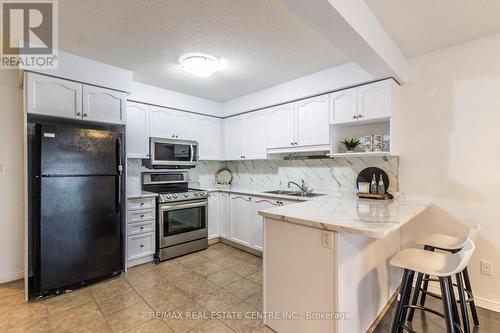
[{"x1": 179, "y1": 53, "x2": 226, "y2": 77}]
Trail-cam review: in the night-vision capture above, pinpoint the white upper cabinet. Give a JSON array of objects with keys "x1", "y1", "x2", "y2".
[
  {"x1": 126, "y1": 102, "x2": 150, "y2": 158},
  {"x1": 242, "y1": 111, "x2": 267, "y2": 160},
  {"x1": 267, "y1": 103, "x2": 295, "y2": 149},
  {"x1": 330, "y1": 79, "x2": 396, "y2": 125},
  {"x1": 27, "y1": 72, "x2": 82, "y2": 120},
  {"x1": 174, "y1": 112, "x2": 197, "y2": 141},
  {"x1": 295, "y1": 95, "x2": 330, "y2": 146},
  {"x1": 224, "y1": 116, "x2": 243, "y2": 160},
  {"x1": 26, "y1": 72, "x2": 126, "y2": 125},
  {"x1": 230, "y1": 195, "x2": 253, "y2": 247},
  {"x1": 330, "y1": 87, "x2": 358, "y2": 124},
  {"x1": 357, "y1": 80, "x2": 393, "y2": 121},
  {"x1": 224, "y1": 111, "x2": 267, "y2": 160},
  {"x1": 149, "y1": 106, "x2": 175, "y2": 139},
  {"x1": 197, "y1": 116, "x2": 221, "y2": 160},
  {"x1": 82, "y1": 85, "x2": 126, "y2": 124},
  {"x1": 149, "y1": 107, "x2": 197, "y2": 140}
]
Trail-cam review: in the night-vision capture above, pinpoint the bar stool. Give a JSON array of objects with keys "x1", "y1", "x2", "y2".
[
  {"x1": 389, "y1": 239, "x2": 476, "y2": 333},
  {"x1": 408, "y1": 225, "x2": 481, "y2": 328}
]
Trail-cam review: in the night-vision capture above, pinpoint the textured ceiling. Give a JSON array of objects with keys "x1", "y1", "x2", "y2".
[
  {"x1": 58, "y1": 0, "x2": 348, "y2": 101},
  {"x1": 366, "y1": 0, "x2": 500, "y2": 57}
]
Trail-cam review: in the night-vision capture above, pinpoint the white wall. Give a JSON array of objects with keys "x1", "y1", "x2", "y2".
[
  {"x1": 0, "y1": 71, "x2": 24, "y2": 283},
  {"x1": 221, "y1": 62, "x2": 373, "y2": 116},
  {"x1": 27, "y1": 50, "x2": 133, "y2": 93},
  {"x1": 393, "y1": 32, "x2": 500, "y2": 310},
  {"x1": 128, "y1": 81, "x2": 222, "y2": 117}
]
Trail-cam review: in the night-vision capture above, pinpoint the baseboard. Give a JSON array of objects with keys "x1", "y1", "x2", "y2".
[
  {"x1": 220, "y1": 238, "x2": 263, "y2": 257},
  {"x1": 208, "y1": 237, "x2": 220, "y2": 245},
  {"x1": 0, "y1": 271, "x2": 24, "y2": 284},
  {"x1": 427, "y1": 284, "x2": 500, "y2": 313},
  {"x1": 366, "y1": 292, "x2": 398, "y2": 333}
]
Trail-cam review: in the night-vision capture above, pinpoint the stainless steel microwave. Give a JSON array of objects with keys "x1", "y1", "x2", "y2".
[{"x1": 149, "y1": 137, "x2": 198, "y2": 167}]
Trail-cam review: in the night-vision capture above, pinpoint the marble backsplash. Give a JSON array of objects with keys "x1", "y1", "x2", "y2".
[{"x1": 128, "y1": 156, "x2": 399, "y2": 196}]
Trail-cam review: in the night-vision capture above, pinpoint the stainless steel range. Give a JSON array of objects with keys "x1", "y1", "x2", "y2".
[{"x1": 142, "y1": 170, "x2": 208, "y2": 262}]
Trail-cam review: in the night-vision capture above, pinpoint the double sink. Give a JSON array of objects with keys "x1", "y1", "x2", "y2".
[{"x1": 263, "y1": 190, "x2": 325, "y2": 198}]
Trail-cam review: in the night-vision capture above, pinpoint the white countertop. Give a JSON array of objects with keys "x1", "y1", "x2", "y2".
[
  {"x1": 207, "y1": 187, "x2": 309, "y2": 202},
  {"x1": 127, "y1": 191, "x2": 158, "y2": 199},
  {"x1": 258, "y1": 196, "x2": 430, "y2": 238}
]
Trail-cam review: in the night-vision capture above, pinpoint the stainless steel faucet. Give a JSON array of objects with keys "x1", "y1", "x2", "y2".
[{"x1": 287, "y1": 179, "x2": 312, "y2": 193}]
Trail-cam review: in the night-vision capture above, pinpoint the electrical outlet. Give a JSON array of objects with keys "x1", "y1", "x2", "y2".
[
  {"x1": 480, "y1": 260, "x2": 493, "y2": 276},
  {"x1": 0, "y1": 164, "x2": 5, "y2": 176},
  {"x1": 321, "y1": 231, "x2": 333, "y2": 249}
]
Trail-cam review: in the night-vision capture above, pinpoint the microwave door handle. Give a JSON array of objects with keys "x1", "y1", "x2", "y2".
[{"x1": 190, "y1": 144, "x2": 194, "y2": 163}]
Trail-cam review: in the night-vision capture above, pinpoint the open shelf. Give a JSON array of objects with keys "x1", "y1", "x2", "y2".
[{"x1": 328, "y1": 151, "x2": 394, "y2": 158}]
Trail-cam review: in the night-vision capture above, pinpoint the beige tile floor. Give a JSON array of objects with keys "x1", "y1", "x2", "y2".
[{"x1": 0, "y1": 243, "x2": 273, "y2": 333}]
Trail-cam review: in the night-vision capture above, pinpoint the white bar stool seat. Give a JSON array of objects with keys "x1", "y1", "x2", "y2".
[
  {"x1": 414, "y1": 234, "x2": 467, "y2": 251},
  {"x1": 390, "y1": 246, "x2": 470, "y2": 277}
]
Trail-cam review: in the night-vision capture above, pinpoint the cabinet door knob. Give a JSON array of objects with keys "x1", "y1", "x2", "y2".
[
  {"x1": 172, "y1": 135, "x2": 175, "y2": 138},
  {"x1": 140, "y1": 202, "x2": 145, "y2": 206},
  {"x1": 76, "y1": 112, "x2": 81, "y2": 116},
  {"x1": 358, "y1": 114, "x2": 364, "y2": 119},
  {"x1": 140, "y1": 244, "x2": 144, "y2": 248},
  {"x1": 175, "y1": 135, "x2": 179, "y2": 138},
  {"x1": 140, "y1": 226, "x2": 144, "y2": 230},
  {"x1": 83, "y1": 113, "x2": 88, "y2": 118},
  {"x1": 352, "y1": 115, "x2": 357, "y2": 119}
]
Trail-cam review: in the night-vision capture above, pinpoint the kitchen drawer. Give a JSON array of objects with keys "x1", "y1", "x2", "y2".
[
  {"x1": 128, "y1": 220, "x2": 155, "y2": 236},
  {"x1": 127, "y1": 197, "x2": 155, "y2": 211},
  {"x1": 128, "y1": 209, "x2": 155, "y2": 224},
  {"x1": 128, "y1": 232, "x2": 155, "y2": 260}
]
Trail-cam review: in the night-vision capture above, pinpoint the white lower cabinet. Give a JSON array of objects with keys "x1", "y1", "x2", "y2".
[
  {"x1": 208, "y1": 192, "x2": 220, "y2": 239},
  {"x1": 206, "y1": 191, "x2": 300, "y2": 252},
  {"x1": 251, "y1": 198, "x2": 280, "y2": 251},
  {"x1": 127, "y1": 197, "x2": 156, "y2": 268},
  {"x1": 230, "y1": 195, "x2": 253, "y2": 247},
  {"x1": 128, "y1": 233, "x2": 155, "y2": 261},
  {"x1": 219, "y1": 192, "x2": 231, "y2": 239}
]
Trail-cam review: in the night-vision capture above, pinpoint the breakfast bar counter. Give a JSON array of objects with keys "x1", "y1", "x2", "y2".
[
  {"x1": 258, "y1": 196, "x2": 430, "y2": 333},
  {"x1": 258, "y1": 196, "x2": 430, "y2": 238}
]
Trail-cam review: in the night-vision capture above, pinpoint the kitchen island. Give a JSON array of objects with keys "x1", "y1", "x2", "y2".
[{"x1": 258, "y1": 196, "x2": 429, "y2": 333}]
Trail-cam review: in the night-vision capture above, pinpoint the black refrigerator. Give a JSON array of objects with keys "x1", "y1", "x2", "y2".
[{"x1": 28, "y1": 123, "x2": 125, "y2": 298}]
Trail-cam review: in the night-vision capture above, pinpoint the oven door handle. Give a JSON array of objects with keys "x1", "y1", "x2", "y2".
[{"x1": 160, "y1": 201, "x2": 207, "y2": 212}]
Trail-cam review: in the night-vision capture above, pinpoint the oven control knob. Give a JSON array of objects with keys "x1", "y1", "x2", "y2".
[
  {"x1": 172, "y1": 194, "x2": 177, "y2": 199},
  {"x1": 166, "y1": 194, "x2": 171, "y2": 199},
  {"x1": 200, "y1": 191, "x2": 207, "y2": 196},
  {"x1": 194, "y1": 192, "x2": 198, "y2": 196},
  {"x1": 184, "y1": 193, "x2": 189, "y2": 198}
]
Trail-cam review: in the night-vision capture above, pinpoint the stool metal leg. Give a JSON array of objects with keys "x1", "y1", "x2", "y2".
[
  {"x1": 391, "y1": 269, "x2": 414, "y2": 333},
  {"x1": 448, "y1": 276, "x2": 460, "y2": 325},
  {"x1": 462, "y1": 267, "x2": 479, "y2": 326},
  {"x1": 407, "y1": 272, "x2": 424, "y2": 322},
  {"x1": 419, "y1": 245, "x2": 434, "y2": 307},
  {"x1": 439, "y1": 277, "x2": 457, "y2": 333},
  {"x1": 456, "y1": 272, "x2": 471, "y2": 333}
]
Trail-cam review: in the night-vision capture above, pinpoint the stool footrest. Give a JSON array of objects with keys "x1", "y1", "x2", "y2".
[
  {"x1": 419, "y1": 285, "x2": 475, "y2": 303},
  {"x1": 401, "y1": 305, "x2": 465, "y2": 333}
]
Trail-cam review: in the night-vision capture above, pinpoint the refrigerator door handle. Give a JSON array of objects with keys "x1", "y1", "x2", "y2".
[{"x1": 116, "y1": 137, "x2": 122, "y2": 212}]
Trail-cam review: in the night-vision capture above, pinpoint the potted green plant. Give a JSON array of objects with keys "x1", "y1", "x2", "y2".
[{"x1": 342, "y1": 138, "x2": 361, "y2": 152}]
